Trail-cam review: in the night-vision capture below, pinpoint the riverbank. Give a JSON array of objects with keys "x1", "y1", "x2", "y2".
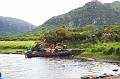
[
  {"x1": 73, "y1": 56, "x2": 120, "y2": 79},
  {"x1": 0, "y1": 52, "x2": 24, "y2": 54},
  {"x1": 59, "y1": 41, "x2": 120, "y2": 61},
  {"x1": 0, "y1": 41, "x2": 35, "y2": 53},
  {"x1": 81, "y1": 74, "x2": 120, "y2": 79},
  {"x1": 100, "y1": 75, "x2": 120, "y2": 79},
  {"x1": 73, "y1": 55, "x2": 120, "y2": 66}
]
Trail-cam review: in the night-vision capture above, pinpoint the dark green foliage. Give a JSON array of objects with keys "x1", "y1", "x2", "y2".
[
  {"x1": 105, "y1": 47, "x2": 115, "y2": 55},
  {"x1": 44, "y1": 28, "x2": 67, "y2": 44},
  {"x1": 44, "y1": 24, "x2": 120, "y2": 44},
  {"x1": 115, "y1": 48, "x2": 120, "y2": 55}
]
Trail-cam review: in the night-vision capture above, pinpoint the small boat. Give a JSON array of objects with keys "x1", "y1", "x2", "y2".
[{"x1": 25, "y1": 49, "x2": 70, "y2": 58}]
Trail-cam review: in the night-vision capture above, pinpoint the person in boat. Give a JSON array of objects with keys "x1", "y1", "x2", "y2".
[
  {"x1": 54, "y1": 43, "x2": 59, "y2": 52},
  {"x1": 32, "y1": 43, "x2": 44, "y2": 52},
  {"x1": 38, "y1": 44, "x2": 44, "y2": 51},
  {"x1": 26, "y1": 48, "x2": 32, "y2": 56},
  {"x1": 50, "y1": 44, "x2": 55, "y2": 53},
  {"x1": 51, "y1": 44, "x2": 55, "y2": 49},
  {"x1": 55, "y1": 43, "x2": 59, "y2": 49},
  {"x1": 49, "y1": 43, "x2": 61, "y2": 52}
]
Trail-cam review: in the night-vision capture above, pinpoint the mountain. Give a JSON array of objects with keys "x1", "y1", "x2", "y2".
[
  {"x1": 33, "y1": 0, "x2": 120, "y2": 33},
  {"x1": 0, "y1": 16, "x2": 35, "y2": 35}
]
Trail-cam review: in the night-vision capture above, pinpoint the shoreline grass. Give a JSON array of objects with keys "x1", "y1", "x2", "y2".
[
  {"x1": 79, "y1": 42, "x2": 120, "y2": 60},
  {"x1": 0, "y1": 41, "x2": 35, "y2": 53},
  {"x1": 0, "y1": 41, "x2": 120, "y2": 60},
  {"x1": 63, "y1": 42, "x2": 120, "y2": 60}
]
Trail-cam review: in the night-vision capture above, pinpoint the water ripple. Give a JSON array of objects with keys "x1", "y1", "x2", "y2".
[{"x1": 0, "y1": 54, "x2": 120, "y2": 79}]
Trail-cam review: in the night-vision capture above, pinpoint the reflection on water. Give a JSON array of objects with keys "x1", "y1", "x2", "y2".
[{"x1": 0, "y1": 54, "x2": 120, "y2": 79}]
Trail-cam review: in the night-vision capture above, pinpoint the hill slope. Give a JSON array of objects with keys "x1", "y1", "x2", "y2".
[
  {"x1": 0, "y1": 16, "x2": 35, "y2": 35},
  {"x1": 33, "y1": 0, "x2": 120, "y2": 33}
]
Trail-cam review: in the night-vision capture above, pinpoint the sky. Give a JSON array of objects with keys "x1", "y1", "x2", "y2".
[{"x1": 0, "y1": 0, "x2": 119, "y2": 26}]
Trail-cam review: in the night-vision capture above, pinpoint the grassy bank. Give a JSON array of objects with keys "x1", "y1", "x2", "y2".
[
  {"x1": 79, "y1": 42, "x2": 120, "y2": 60},
  {"x1": 61, "y1": 41, "x2": 120, "y2": 60},
  {"x1": 0, "y1": 34, "x2": 44, "y2": 41},
  {"x1": 0, "y1": 41, "x2": 119, "y2": 60},
  {"x1": 0, "y1": 41, "x2": 35, "y2": 53}
]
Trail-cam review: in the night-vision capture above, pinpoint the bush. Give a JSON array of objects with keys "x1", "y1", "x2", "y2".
[
  {"x1": 115, "y1": 48, "x2": 120, "y2": 55},
  {"x1": 107, "y1": 47, "x2": 115, "y2": 55}
]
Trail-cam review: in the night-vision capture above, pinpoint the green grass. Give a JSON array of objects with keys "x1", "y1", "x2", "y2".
[
  {"x1": 79, "y1": 42, "x2": 120, "y2": 60},
  {"x1": 0, "y1": 34, "x2": 44, "y2": 41},
  {"x1": 0, "y1": 49, "x2": 25, "y2": 53},
  {"x1": 0, "y1": 41, "x2": 36, "y2": 53},
  {"x1": 63, "y1": 41, "x2": 120, "y2": 60}
]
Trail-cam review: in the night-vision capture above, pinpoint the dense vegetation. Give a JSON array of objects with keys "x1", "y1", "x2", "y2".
[
  {"x1": 44, "y1": 24, "x2": 120, "y2": 43},
  {"x1": 43, "y1": 24, "x2": 120, "y2": 60}
]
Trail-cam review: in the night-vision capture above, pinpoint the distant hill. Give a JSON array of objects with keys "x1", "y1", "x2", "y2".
[
  {"x1": 33, "y1": 0, "x2": 120, "y2": 33},
  {"x1": 0, "y1": 16, "x2": 35, "y2": 35}
]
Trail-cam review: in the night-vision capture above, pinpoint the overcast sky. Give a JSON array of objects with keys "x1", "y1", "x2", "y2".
[{"x1": 0, "y1": 0, "x2": 119, "y2": 26}]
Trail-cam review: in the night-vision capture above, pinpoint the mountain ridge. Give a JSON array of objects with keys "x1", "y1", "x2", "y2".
[
  {"x1": 33, "y1": 0, "x2": 120, "y2": 33},
  {"x1": 0, "y1": 16, "x2": 35, "y2": 36}
]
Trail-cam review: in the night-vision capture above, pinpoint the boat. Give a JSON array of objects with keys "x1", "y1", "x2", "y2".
[{"x1": 25, "y1": 49, "x2": 70, "y2": 58}]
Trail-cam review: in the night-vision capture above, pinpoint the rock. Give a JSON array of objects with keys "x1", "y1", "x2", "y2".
[
  {"x1": 81, "y1": 75, "x2": 99, "y2": 79},
  {"x1": 81, "y1": 76, "x2": 90, "y2": 79},
  {"x1": 90, "y1": 76, "x2": 98, "y2": 79},
  {"x1": 113, "y1": 69, "x2": 118, "y2": 71},
  {"x1": 103, "y1": 73, "x2": 107, "y2": 76},
  {"x1": 99, "y1": 75, "x2": 106, "y2": 78},
  {"x1": 118, "y1": 74, "x2": 120, "y2": 76},
  {"x1": 87, "y1": 58, "x2": 95, "y2": 61},
  {"x1": 106, "y1": 74, "x2": 113, "y2": 77},
  {"x1": 89, "y1": 75, "x2": 99, "y2": 79}
]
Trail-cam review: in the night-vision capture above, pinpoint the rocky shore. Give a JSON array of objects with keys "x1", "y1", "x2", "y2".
[
  {"x1": 99, "y1": 75, "x2": 120, "y2": 79},
  {"x1": 81, "y1": 74, "x2": 120, "y2": 79},
  {"x1": 72, "y1": 56, "x2": 120, "y2": 79}
]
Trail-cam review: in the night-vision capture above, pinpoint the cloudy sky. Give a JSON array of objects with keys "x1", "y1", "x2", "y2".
[{"x1": 0, "y1": 0, "x2": 119, "y2": 26}]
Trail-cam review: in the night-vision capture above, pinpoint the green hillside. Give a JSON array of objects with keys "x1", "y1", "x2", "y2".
[
  {"x1": 0, "y1": 16, "x2": 35, "y2": 36},
  {"x1": 33, "y1": 0, "x2": 120, "y2": 33}
]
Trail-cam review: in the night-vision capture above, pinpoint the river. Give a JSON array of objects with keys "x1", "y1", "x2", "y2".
[{"x1": 0, "y1": 54, "x2": 120, "y2": 79}]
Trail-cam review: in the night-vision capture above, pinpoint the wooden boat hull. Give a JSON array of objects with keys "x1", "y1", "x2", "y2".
[{"x1": 25, "y1": 51, "x2": 70, "y2": 58}]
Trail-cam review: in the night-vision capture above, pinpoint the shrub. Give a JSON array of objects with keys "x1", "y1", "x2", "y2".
[
  {"x1": 107, "y1": 47, "x2": 115, "y2": 55},
  {"x1": 115, "y1": 48, "x2": 120, "y2": 55}
]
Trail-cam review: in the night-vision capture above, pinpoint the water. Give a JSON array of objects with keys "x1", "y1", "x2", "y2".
[{"x1": 0, "y1": 54, "x2": 120, "y2": 79}]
